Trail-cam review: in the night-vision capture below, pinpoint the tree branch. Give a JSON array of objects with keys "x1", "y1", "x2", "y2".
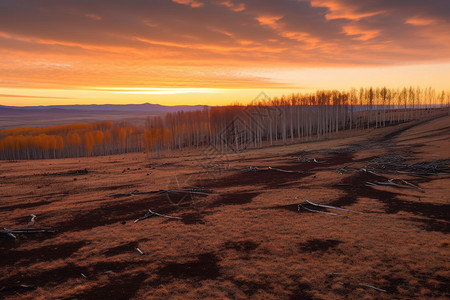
[{"x1": 134, "y1": 209, "x2": 182, "y2": 223}]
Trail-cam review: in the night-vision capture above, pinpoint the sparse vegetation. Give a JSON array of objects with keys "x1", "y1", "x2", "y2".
[
  {"x1": 1, "y1": 87, "x2": 448, "y2": 160},
  {"x1": 1, "y1": 115, "x2": 449, "y2": 299}
]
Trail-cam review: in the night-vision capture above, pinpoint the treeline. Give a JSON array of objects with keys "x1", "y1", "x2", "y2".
[
  {"x1": 145, "y1": 87, "x2": 449, "y2": 152},
  {"x1": 0, "y1": 87, "x2": 448, "y2": 160},
  {"x1": 0, "y1": 121, "x2": 145, "y2": 160}
]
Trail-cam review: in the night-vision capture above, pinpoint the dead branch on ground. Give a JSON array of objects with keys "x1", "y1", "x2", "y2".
[
  {"x1": 134, "y1": 209, "x2": 182, "y2": 223},
  {"x1": 335, "y1": 166, "x2": 353, "y2": 174},
  {"x1": 366, "y1": 156, "x2": 450, "y2": 175},
  {"x1": 0, "y1": 228, "x2": 55, "y2": 239},
  {"x1": 108, "y1": 189, "x2": 211, "y2": 197},
  {"x1": 366, "y1": 178, "x2": 422, "y2": 190},
  {"x1": 243, "y1": 166, "x2": 305, "y2": 173},
  {"x1": 360, "y1": 168, "x2": 381, "y2": 176},
  {"x1": 27, "y1": 214, "x2": 37, "y2": 226},
  {"x1": 298, "y1": 203, "x2": 347, "y2": 217},
  {"x1": 359, "y1": 284, "x2": 387, "y2": 293},
  {"x1": 297, "y1": 200, "x2": 359, "y2": 217},
  {"x1": 295, "y1": 158, "x2": 322, "y2": 163}
]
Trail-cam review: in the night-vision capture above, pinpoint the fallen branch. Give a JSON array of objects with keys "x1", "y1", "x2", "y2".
[
  {"x1": 0, "y1": 284, "x2": 34, "y2": 293},
  {"x1": 388, "y1": 178, "x2": 421, "y2": 189},
  {"x1": 305, "y1": 200, "x2": 357, "y2": 212},
  {"x1": 298, "y1": 200, "x2": 360, "y2": 217},
  {"x1": 268, "y1": 167, "x2": 297, "y2": 173},
  {"x1": 359, "y1": 284, "x2": 387, "y2": 293},
  {"x1": 298, "y1": 203, "x2": 347, "y2": 217},
  {"x1": 295, "y1": 158, "x2": 321, "y2": 163},
  {"x1": 369, "y1": 181, "x2": 398, "y2": 187},
  {"x1": 360, "y1": 168, "x2": 380, "y2": 176},
  {"x1": 335, "y1": 167, "x2": 350, "y2": 174},
  {"x1": 366, "y1": 157, "x2": 450, "y2": 175},
  {"x1": 0, "y1": 230, "x2": 16, "y2": 239},
  {"x1": 1, "y1": 228, "x2": 55, "y2": 239},
  {"x1": 134, "y1": 209, "x2": 182, "y2": 223},
  {"x1": 366, "y1": 178, "x2": 421, "y2": 190},
  {"x1": 108, "y1": 189, "x2": 211, "y2": 197},
  {"x1": 243, "y1": 166, "x2": 304, "y2": 173},
  {"x1": 28, "y1": 214, "x2": 37, "y2": 226}
]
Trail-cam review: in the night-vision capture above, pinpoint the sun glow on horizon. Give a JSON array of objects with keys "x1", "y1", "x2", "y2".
[
  {"x1": 1, "y1": 0, "x2": 449, "y2": 107},
  {"x1": 1, "y1": 61, "x2": 449, "y2": 107},
  {"x1": 100, "y1": 87, "x2": 226, "y2": 95}
]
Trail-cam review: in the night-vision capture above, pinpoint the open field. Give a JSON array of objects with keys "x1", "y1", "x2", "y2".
[{"x1": 1, "y1": 115, "x2": 449, "y2": 299}]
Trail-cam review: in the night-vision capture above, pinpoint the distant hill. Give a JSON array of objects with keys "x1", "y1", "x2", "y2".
[
  {"x1": 0, "y1": 103, "x2": 207, "y2": 113},
  {"x1": 0, "y1": 103, "x2": 208, "y2": 129}
]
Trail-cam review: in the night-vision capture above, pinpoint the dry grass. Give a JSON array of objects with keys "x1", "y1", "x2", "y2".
[{"x1": 1, "y1": 116, "x2": 449, "y2": 299}]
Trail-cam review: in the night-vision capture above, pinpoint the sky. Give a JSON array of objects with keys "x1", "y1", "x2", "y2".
[{"x1": 0, "y1": 0, "x2": 449, "y2": 106}]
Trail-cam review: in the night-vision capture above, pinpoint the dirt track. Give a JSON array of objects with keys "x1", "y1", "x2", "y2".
[{"x1": 1, "y1": 116, "x2": 449, "y2": 299}]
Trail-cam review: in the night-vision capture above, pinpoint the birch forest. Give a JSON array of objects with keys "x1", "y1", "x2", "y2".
[{"x1": 1, "y1": 87, "x2": 449, "y2": 160}]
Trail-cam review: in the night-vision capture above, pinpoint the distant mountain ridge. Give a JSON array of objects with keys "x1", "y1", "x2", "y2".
[
  {"x1": 0, "y1": 103, "x2": 209, "y2": 129},
  {"x1": 0, "y1": 103, "x2": 207, "y2": 113}
]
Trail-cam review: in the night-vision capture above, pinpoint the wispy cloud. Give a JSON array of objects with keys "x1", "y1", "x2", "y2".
[
  {"x1": 405, "y1": 17, "x2": 436, "y2": 26},
  {"x1": 103, "y1": 87, "x2": 224, "y2": 95},
  {"x1": 172, "y1": 0, "x2": 204, "y2": 8},
  {"x1": 0, "y1": 0, "x2": 449, "y2": 91},
  {"x1": 0, "y1": 94, "x2": 72, "y2": 99},
  {"x1": 217, "y1": 1, "x2": 246, "y2": 12}
]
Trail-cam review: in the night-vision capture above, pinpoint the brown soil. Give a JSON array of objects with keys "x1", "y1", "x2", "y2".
[{"x1": 1, "y1": 115, "x2": 449, "y2": 299}]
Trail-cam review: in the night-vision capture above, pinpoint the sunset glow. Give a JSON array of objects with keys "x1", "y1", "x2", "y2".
[{"x1": 1, "y1": 0, "x2": 449, "y2": 106}]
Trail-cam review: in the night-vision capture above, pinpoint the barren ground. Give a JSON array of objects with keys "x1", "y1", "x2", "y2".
[{"x1": 1, "y1": 116, "x2": 449, "y2": 299}]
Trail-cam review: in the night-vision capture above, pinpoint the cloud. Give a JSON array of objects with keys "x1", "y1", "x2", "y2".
[
  {"x1": 0, "y1": 94, "x2": 72, "y2": 99},
  {"x1": 217, "y1": 1, "x2": 245, "y2": 12},
  {"x1": 255, "y1": 15, "x2": 284, "y2": 29},
  {"x1": 342, "y1": 24, "x2": 380, "y2": 41},
  {"x1": 85, "y1": 13, "x2": 102, "y2": 21},
  {"x1": 405, "y1": 17, "x2": 436, "y2": 26},
  {"x1": 172, "y1": 0, "x2": 204, "y2": 8},
  {"x1": 0, "y1": 0, "x2": 449, "y2": 90},
  {"x1": 310, "y1": 0, "x2": 383, "y2": 21}
]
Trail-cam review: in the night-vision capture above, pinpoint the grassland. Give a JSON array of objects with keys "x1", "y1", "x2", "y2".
[{"x1": 1, "y1": 115, "x2": 449, "y2": 299}]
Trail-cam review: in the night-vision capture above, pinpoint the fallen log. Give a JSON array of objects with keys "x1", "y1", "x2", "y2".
[{"x1": 0, "y1": 228, "x2": 55, "y2": 239}]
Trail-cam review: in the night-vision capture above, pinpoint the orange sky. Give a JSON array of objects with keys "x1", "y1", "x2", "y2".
[{"x1": 0, "y1": 0, "x2": 449, "y2": 106}]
